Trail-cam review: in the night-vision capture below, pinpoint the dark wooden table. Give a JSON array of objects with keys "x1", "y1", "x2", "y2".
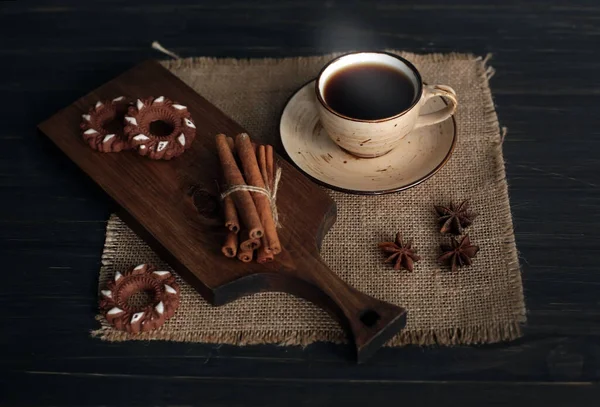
[{"x1": 2, "y1": 1, "x2": 599, "y2": 405}]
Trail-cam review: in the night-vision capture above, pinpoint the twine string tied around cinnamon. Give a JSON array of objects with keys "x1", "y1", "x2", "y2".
[{"x1": 220, "y1": 167, "x2": 282, "y2": 227}]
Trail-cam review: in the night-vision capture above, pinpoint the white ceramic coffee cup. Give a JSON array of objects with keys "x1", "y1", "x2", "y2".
[{"x1": 315, "y1": 51, "x2": 458, "y2": 158}]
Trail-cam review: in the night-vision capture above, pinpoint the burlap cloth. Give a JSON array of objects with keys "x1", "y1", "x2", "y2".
[{"x1": 93, "y1": 52, "x2": 526, "y2": 346}]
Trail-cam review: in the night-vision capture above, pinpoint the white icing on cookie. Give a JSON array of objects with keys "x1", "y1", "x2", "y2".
[
  {"x1": 153, "y1": 271, "x2": 170, "y2": 277},
  {"x1": 131, "y1": 312, "x2": 144, "y2": 323},
  {"x1": 125, "y1": 116, "x2": 138, "y2": 125},
  {"x1": 157, "y1": 141, "x2": 168, "y2": 152},
  {"x1": 177, "y1": 134, "x2": 185, "y2": 146},
  {"x1": 155, "y1": 301, "x2": 165, "y2": 315},
  {"x1": 101, "y1": 290, "x2": 112, "y2": 298},
  {"x1": 133, "y1": 264, "x2": 145, "y2": 271},
  {"x1": 139, "y1": 145, "x2": 146, "y2": 150},
  {"x1": 82, "y1": 114, "x2": 91, "y2": 121},
  {"x1": 84, "y1": 128, "x2": 98, "y2": 135},
  {"x1": 95, "y1": 101, "x2": 103, "y2": 109},
  {"x1": 172, "y1": 104, "x2": 186, "y2": 110},
  {"x1": 114, "y1": 272, "x2": 123, "y2": 282},
  {"x1": 133, "y1": 134, "x2": 149, "y2": 141},
  {"x1": 153, "y1": 96, "x2": 165, "y2": 104},
  {"x1": 136, "y1": 99, "x2": 144, "y2": 110},
  {"x1": 184, "y1": 118, "x2": 196, "y2": 129},
  {"x1": 103, "y1": 134, "x2": 115, "y2": 143},
  {"x1": 112, "y1": 96, "x2": 125, "y2": 102},
  {"x1": 107, "y1": 307, "x2": 123, "y2": 315},
  {"x1": 165, "y1": 284, "x2": 177, "y2": 294}
]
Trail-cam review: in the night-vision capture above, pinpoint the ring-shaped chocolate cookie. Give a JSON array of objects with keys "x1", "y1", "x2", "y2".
[
  {"x1": 80, "y1": 96, "x2": 131, "y2": 153},
  {"x1": 99, "y1": 264, "x2": 180, "y2": 333},
  {"x1": 124, "y1": 96, "x2": 196, "y2": 160}
]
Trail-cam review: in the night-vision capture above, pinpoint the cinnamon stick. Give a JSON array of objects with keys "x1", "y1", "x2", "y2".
[
  {"x1": 221, "y1": 231, "x2": 238, "y2": 258},
  {"x1": 257, "y1": 145, "x2": 269, "y2": 187},
  {"x1": 235, "y1": 134, "x2": 281, "y2": 254},
  {"x1": 215, "y1": 134, "x2": 263, "y2": 239},
  {"x1": 257, "y1": 238, "x2": 275, "y2": 264},
  {"x1": 226, "y1": 136, "x2": 235, "y2": 152},
  {"x1": 265, "y1": 144, "x2": 274, "y2": 189},
  {"x1": 239, "y1": 229, "x2": 261, "y2": 251},
  {"x1": 222, "y1": 138, "x2": 240, "y2": 233},
  {"x1": 222, "y1": 186, "x2": 239, "y2": 233},
  {"x1": 237, "y1": 248, "x2": 254, "y2": 263},
  {"x1": 258, "y1": 146, "x2": 278, "y2": 264}
]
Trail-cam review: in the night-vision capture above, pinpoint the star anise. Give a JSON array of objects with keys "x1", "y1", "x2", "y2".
[
  {"x1": 435, "y1": 200, "x2": 477, "y2": 235},
  {"x1": 378, "y1": 233, "x2": 421, "y2": 272},
  {"x1": 438, "y1": 234, "x2": 480, "y2": 272}
]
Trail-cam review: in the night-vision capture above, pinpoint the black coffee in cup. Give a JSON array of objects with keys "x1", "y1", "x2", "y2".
[{"x1": 323, "y1": 63, "x2": 416, "y2": 121}]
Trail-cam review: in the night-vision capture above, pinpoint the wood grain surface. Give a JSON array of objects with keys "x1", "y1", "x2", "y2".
[{"x1": 2, "y1": 0, "x2": 600, "y2": 405}]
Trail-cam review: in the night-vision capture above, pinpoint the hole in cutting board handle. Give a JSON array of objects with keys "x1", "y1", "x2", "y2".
[{"x1": 359, "y1": 309, "x2": 381, "y2": 327}]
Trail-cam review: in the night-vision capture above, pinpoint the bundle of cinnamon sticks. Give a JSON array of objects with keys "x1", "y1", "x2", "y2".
[{"x1": 216, "y1": 133, "x2": 281, "y2": 264}]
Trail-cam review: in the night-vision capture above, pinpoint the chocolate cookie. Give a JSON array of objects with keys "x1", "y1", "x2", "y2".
[
  {"x1": 99, "y1": 264, "x2": 180, "y2": 333},
  {"x1": 80, "y1": 96, "x2": 131, "y2": 152},
  {"x1": 124, "y1": 96, "x2": 196, "y2": 160}
]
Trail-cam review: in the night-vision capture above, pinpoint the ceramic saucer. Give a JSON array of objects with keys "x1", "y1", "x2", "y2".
[{"x1": 280, "y1": 80, "x2": 457, "y2": 194}]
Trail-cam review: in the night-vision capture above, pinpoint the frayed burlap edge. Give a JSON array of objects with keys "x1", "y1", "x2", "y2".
[
  {"x1": 91, "y1": 52, "x2": 526, "y2": 347},
  {"x1": 93, "y1": 316, "x2": 522, "y2": 348}
]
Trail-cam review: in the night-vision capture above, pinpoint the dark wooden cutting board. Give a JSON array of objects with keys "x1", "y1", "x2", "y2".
[{"x1": 38, "y1": 60, "x2": 407, "y2": 362}]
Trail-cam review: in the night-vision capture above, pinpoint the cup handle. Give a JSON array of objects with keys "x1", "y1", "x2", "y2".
[{"x1": 414, "y1": 84, "x2": 458, "y2": 129}]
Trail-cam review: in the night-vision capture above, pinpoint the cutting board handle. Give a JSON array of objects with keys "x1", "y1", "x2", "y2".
[
  {"x1": 302, "y1": 257, "x2": 407, "y2": 362},
  {"x1": 214, "y1": 255, "x2": 407, "y2": 363}
]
